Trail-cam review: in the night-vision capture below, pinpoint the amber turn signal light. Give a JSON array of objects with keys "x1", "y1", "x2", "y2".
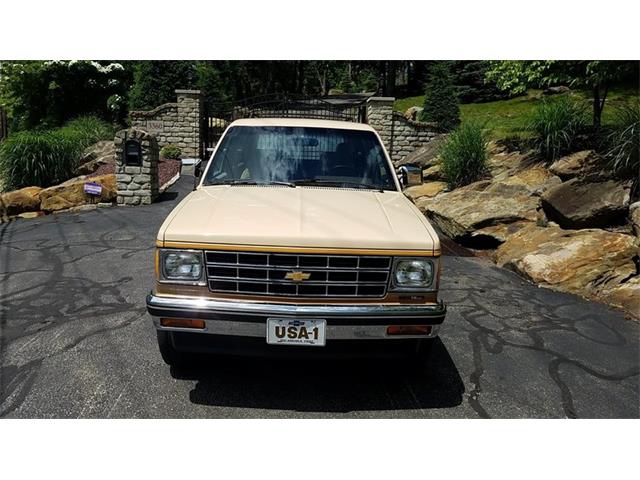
[
  {"x1": 387, "y1": 325, "x2": 432, "y2": 336},
  {"x1": 160, "y1": 318, "x2": 205, "y2": 329}
]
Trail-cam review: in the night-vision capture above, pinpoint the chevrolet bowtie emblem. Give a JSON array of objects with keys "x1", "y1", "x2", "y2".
[{"x1": 285, "y1": 271, "x2": 311, "y2": 282}]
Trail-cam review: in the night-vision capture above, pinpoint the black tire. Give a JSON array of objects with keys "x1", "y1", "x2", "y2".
[
  {"x1": 156, "y1": 331, "x2": 194, "y2": 368},
  {"x1": 414, "y1": 337, "x2": 437, "y2": 361},
  {"x1": 406, "y1": 337, "x2": 437, "y2": 373}
]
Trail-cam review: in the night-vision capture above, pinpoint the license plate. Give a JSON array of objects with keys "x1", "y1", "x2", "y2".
[{"x1": 266, "y1": 318, "x2": 326, "y2": 346}]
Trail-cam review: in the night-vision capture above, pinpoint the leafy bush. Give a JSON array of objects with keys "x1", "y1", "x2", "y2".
[
  {"x1": 0, "y1": 116, "x2": 114, "y2": 190},
  {"x1": 529, "y1": 97, "x2": 586, "y2": 161},
  {"x1": 439, "y1": 122, "x2": 488, "y2": 188},
  {"x1": 0, "y1": 61, "x2": 129, "y2": 130},
  {"x1": 60, "y1": 116, "x2": 115, "y2": 146},
  {"x1": 605, "y1": 101, "x2": 639, "y2": 176},
  {"x1": 419, "y1": 62, "x2": 460, "y2": 132},
  {"x1": 160, "y1": 144, "x2": 182, "y2": 160},
  {"x1": 0, "y1": 130, "x2": 84, "y2": 190}
]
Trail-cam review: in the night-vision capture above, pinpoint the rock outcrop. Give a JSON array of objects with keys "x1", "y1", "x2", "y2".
[
  {"x1": 548, "y1": 150, "x2": 600, "y2": 180},
  {"x1": 488, "y1": 165, "x2": 561, "y2": 196},
  {"x1": 39, "y1": 174, "x2": 116, "y2": 212},
  {"x1": 0, "y1": 186, "x2": 43, "y2": 217},
  {"x1": 404, "y1": 182, "x2": 447, "y2": 201},
  {"x1": 404, "y1": 106, "x2": 424, "y2": 121},
  {"x1": 422, "y1": 164, "x2": 443, "y2": 181},
  {"x1": 495, "y1": 224, "x2": 639, "y2": 317},
  {"x1": 629, "y1": 202, "x2": 640, "y2": 237},
  {"x1": 541, "y1": 177, "x2": 632, "y2": 229},
  {"x1": 75, "y1": 141, "x2": 115, "y2": 175},
  {"x1": 421, "y1": 184, "x2": 539, "y2": 240}
]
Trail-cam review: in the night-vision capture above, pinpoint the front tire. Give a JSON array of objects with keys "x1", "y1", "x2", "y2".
[
  {"x1": 414, "y1": 337, "x2": 436, "y2": 361},
  {"x1": 406, "y1": 337, "x2": 437, "y2": 373},
  {"x1": 156, "y1": 331, "x2": 194, "y2": 368}
]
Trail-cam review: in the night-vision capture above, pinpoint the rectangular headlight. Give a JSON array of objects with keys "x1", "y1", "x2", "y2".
[
  {"x1": 390, "y1": 258, "x2": 436, "y2": 291},
  {"x1": 159, "y1": 249, "x2": 205, "y2": 284}
]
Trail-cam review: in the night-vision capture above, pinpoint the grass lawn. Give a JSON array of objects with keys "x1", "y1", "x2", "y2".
[{"x1": 394, "y1": 87, "x2": 638, "y2": 140}]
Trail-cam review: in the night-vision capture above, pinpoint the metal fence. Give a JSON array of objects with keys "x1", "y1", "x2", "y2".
[
  {"x1": 202, "y1": 94, "x2": 369, "y2": 157},
  {"x1": 0, "y1": 106, "x2": 7, "y2": 142}
]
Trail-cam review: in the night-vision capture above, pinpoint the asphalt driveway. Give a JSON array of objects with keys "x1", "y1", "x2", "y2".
[{"x1": 1, "y1": 175, "x2": 638, "y2": 418}]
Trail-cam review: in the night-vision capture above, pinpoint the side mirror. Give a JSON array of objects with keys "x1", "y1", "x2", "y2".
[{"x1": 398, "y1": 165, "x2": 422, "y2": 188}]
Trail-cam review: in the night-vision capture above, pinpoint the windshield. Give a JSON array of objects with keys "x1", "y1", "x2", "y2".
[{"x1": 203, "y1": 126, "x2": 397, "y2": 191}]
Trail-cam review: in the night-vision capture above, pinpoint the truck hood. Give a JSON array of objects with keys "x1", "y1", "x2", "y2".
[{"x1": 158, "y1": 185, "x2": 439, "y2": 252}]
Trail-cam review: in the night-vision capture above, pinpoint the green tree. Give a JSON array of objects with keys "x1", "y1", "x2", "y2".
[
  {"x1": 128, "y1": 61, "x2": 197, "y2": 111},
  {"x1": 449, "y1": 61, "x2": 511, "y2": 103},
  {"x1": 195, "y1": 62, "x2": 230, "y2": 108},
  {"x1": 419, "y1": 62, "x2": 460, "y2": 132},
  {"x1": 0, "y1": 60, "x2": 129, "y2": 130},
  {"x1": 485, "y1": 60, "x2": 638, "y2": 129}
]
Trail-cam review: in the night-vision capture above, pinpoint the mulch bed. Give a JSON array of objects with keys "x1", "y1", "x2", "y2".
[{"x1": 88, "y1": 158, "x2": 182, "y2": 188}]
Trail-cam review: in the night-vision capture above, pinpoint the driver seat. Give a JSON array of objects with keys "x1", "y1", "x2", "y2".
[{"x1": 326, "y1": 142, "x2": 357, "y2": 177}]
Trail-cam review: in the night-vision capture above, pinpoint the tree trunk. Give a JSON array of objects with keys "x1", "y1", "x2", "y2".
[{"x1": 592, "y1": 84, "x2": 608, "y2": 131}]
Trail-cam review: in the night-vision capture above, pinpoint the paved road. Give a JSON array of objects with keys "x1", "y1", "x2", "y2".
[{"x1": 1, "y1": 176, "x2": 638, "y2": 418}]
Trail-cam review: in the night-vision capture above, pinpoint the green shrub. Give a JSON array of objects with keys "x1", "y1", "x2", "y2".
[
  {"x1": 0, "y1": 130, "x2": 84, "y2": 190},
  {"x1": 605, "y1": 100, "x2": 639, "y2": 176},
  {"x1": 0, "y1": 61, "x2": 128, "y2": 130},
  {"x1": 439, "y1": 122, "x2": 488, "y2": 188},
  {"x1": 0, "y1": 115, "x2": 114, "y2": 190},
  {"x1": 529, "y1": 97, "x2": 586, "y2": 161},
  {"x1": 419, "y1": 62, "x2": 460, "y2": 132},
  {"x1": 60, "y1": 116, "x2": 115, "y2": 147},
  {"x1": 160, "y1": 144, "x2": 182, "y2": 160}
]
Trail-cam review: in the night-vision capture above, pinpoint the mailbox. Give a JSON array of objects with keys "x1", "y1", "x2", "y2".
[{"x1": 124, "y1": 139, "x2": 142, "y2": 166}]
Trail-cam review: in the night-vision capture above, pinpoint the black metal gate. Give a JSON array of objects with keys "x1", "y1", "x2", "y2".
[{"x1": 202, "y1": 94, "x2": 368, "y2": 158}]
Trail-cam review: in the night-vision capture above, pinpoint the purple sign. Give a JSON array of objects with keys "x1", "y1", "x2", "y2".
[{"x1": 83, "y1": 182, "x2": 103, "y2": 196}]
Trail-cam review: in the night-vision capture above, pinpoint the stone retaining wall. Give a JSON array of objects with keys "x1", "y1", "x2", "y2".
[
  {"x1": 130, "y1": 89, "x2": 202, "y2": 159},
  {"x1": 366, "y1": 97, "x2": 439, "y2": 164}
]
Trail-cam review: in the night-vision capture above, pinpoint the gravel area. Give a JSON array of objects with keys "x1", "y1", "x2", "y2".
[{"x1": 88, "y1": 158, "x2": 182, "y2": 187}]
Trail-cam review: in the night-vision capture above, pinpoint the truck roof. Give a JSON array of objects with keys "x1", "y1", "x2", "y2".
[{"x1": 228, "y1": 117, "x2": 376, "y2": 131}]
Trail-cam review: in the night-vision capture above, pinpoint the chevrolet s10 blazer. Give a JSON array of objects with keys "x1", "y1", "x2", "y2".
[{"x1": 146, "y1": 118, "x2": 446, "y2": 366}]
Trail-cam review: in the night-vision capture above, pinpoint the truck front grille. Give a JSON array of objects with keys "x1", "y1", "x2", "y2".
[{"x1": 205, "y1": 251, "x2": 392, "y2": 297}]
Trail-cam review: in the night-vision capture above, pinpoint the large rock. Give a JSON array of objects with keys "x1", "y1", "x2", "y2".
[
  {"x1": 541, "y1": 177, "x2": 632, "y2": 229},
  {"x1": 548, "y1": 150, "x2": 600, "y2": 180},
  {"x1": 422, "y1": 163, "x2": 443, "y2": 181},
  {"x1": 422, "y1": 186, "x2": 539, "y2": 240},
  {"x1": 495, "y1": 224, "x2": 639, "y2": 318},
  {"x1": 0, "y1": 186, "x2": 43, "y2": 216},
  {"x1": 39, "y1": 174, "x2": 116, "y2": 212},
  {"x1": 488, "y1": 165, "x2": 561, "y2": 196},
  {"x1": 469, "y1": 221, "x2": 532, "y2": 245},
  {"x1": 597, "y1": 277, "x2": 640, "y2": 319},
  {"x1": 404, "y1": 106, "x2": 424, "y2": 121},
  {"x1": 75, "y1": 141, "x2": 115, "y2": 175},
  {"x1": 629, "y1": 202, "x2": 640, "y2": 237},
  {"x1": 404, "y1": 181, "x2": 447, "y2": 201},
  {"x1": 543, "y1": 85, "x2": 571, "y2": 95},
  {"x1": 485, "y1": 149, "x2": 533, "y2": 177},
  {"x1": 396, "y1": 134, "x2": 447, "y2": 168}
]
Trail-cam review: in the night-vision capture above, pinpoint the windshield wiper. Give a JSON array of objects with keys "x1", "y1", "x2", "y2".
[
  {"x1": 213, "y1": 179, "x2": 295, "y2": 187},
  {"x1": 293, "y1": 179, "x2": 384, "y2": 192}
]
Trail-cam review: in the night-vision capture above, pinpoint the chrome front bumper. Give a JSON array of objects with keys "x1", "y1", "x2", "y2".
[{"x1": 146, "y1": 293, "x2": 446, "y2": 340}]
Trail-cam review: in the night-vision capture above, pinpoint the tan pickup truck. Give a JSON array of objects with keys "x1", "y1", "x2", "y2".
[{"x1": 146, "y1": 118, "x2": 446, "y2": 366}]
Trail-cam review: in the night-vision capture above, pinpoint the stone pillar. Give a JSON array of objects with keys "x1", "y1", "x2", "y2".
[
  {"x1": 175, "y1": 89, "x2": 203, "y2": 159},
  {"x1": 114, "y1": 128, "x2": 159, "y2": 206},
  {"x1": 366, "y1": 97, "x2": 395, "y2": 153}
]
